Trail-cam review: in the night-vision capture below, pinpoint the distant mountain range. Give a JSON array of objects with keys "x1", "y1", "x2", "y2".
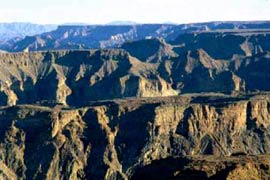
[
  {"x1": 0, "y1": 23, "x2": 57, "y2": 42},
  {"x1": 1, "y1": 21, "x2": 270, "y2": 52}
]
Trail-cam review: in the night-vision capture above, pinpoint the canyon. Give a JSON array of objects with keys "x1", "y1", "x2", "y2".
[
  {"x1": 0, "y1": 21, "x2": 270, "y2": 179},
  {"x1": 1, "y1": 95, "x2": 270, "y2": 179}
]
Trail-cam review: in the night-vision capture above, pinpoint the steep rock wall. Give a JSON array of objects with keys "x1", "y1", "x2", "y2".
[{"x1": 0, "y1": 95, "x2": 270, "y2": 179}]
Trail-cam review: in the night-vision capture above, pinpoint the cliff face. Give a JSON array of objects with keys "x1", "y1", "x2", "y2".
[
  {"x1": 1, "y1": 23, "x2": 270, "y2": 179},
  {"x1": 0, "y1": 49, "x2": 177, "y2": 106},
  {"x1": 0, "y1": 42, "x2": 270, "y2": 107},
  {"x1": 0, "y1": 95, "x2": 270, "y2": 179}
]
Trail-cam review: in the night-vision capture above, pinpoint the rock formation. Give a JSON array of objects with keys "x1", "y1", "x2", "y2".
[
  {"x1": 1, "y1": 33, "x2": 270, "y2": 107},
  {"x1": 2, "y1": 21, "x2": 270, "y2": 52},
  {"x1": 0, "y1": 95, "x2": 270, "y2": 179},
  {"x1": 0, "y1": 21, "x2": 270, "y2": 179}
]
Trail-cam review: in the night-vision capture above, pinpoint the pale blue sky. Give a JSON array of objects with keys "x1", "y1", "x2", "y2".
[{"x1": 0, "y1": 0, "x2": 269, "y2": 24}]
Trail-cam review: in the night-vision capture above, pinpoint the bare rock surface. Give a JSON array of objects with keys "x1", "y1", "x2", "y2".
[
  {"x1": 0, "y1": 95, "x2": 270, "y2": 179},
  {"x1": 1, "y1": 22, "x2": 270, "y2": 179}
]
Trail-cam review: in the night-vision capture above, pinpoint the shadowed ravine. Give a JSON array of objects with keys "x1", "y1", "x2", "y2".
[
  {"x1": 0, "y1": 95, "x2": 270, "y2": 179},
  {"x1": 1, "y1": 22, "x2": 270, "y2": 179}
]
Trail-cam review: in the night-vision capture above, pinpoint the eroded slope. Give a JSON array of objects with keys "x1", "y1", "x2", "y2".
[
  {"x1": 0, "y1": 95, "x2": 270, "y2": 179},
  {"x1": 0, "y1": 40, "x2": 270, "y2": 107}
]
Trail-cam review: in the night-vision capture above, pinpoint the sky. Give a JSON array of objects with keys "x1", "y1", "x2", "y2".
[{"x1": 0, "y1": 0, "x2": 270, "y2": 24}]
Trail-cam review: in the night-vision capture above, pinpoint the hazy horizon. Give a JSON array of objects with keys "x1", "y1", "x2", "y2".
[
  {"x1": 1, "y1": 0, "x2": 270, "y2": 24},
  {"x1": 2, "y1": 20, "x2": 270, "y2": 26}
]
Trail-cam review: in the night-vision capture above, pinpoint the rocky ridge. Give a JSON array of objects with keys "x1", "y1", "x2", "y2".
[
  {"x1": 2, "y1": 21, "x2": 270, "y2": 52},
  {"x1": 0, "y1": 33, "x2": 270, "y2": 107},
  {"x1": 0, "y1": 22, "x2": 270, "y2": 179},
  {"x1": 0, "y1": 94, "x2": 270, "y2": 179}
]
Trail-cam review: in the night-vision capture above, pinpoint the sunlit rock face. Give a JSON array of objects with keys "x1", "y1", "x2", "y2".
[
  {"x1": 1, "y1": 95, "x2": 270, "y2": 179},
  {"x1": 1, "y1": 33, "x2": 270, "y2": 107},
  {"x1": 1, "y1": 22, "x2": 270, "y2": 180}
]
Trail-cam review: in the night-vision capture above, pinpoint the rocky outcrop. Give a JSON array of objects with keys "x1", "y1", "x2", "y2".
[
  {"x1": 0, "y1": 94, "x2": 270, "y2": 179},
  {"x1": 1, "y1": 22, "x2": 270, "y2": 179},
  {"x1": 132, "y1": 155, "x2": 270, "y2": 180},
  {"x1": 1, "y1": 43, "x2": 270, "y2": 106}
]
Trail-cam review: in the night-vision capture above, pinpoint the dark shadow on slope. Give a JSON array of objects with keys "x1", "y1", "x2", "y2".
[
  {"x1": 82, "y1": 108, "x2": 110, "y2": 180},
  {"x1": 131, "y1": 157, "x2": 191, "y2": 180},
  {"x1": 115, "y1": 103, "x2": 159, "y2": 171}
]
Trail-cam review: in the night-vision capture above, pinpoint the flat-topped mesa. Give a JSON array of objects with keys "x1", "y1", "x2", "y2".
[
  {"x1": 171, "y1": 31, "x2": 270, "y2": 59},
  {"x1": 2, "y1": 24, "x2": 179, "y2": 52},
  {"x1": 2, "y1": 21, "x2": 270, "y2": 52},
  {"x1": 1, "y1": 42, "x2": 270, "y2": 106}
]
